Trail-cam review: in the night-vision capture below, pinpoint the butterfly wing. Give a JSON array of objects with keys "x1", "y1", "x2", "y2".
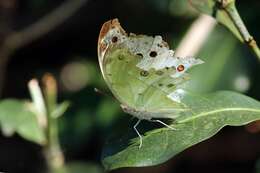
[{"x1": 98, "y1": 19, "x2": 203, "y2": 120}]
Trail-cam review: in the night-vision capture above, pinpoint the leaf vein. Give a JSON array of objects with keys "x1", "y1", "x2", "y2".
[{"x1": 178, "y1": 107, "x2": 260, "y2": 123}]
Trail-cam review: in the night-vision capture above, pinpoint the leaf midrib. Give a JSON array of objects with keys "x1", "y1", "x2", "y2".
[{"x1": 178, "y1": 107, "x2": 260, "y2": 123}]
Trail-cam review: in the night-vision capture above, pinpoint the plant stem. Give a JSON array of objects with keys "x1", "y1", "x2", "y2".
[
  {"x1": 43, "y1": 74, "x2": 64, "y2": 172},
  {"x1": 223, "y1": 0, "x2": 260, "y2": 60},
  {"x1": 45, "y1": 118, "x2": 64, "y2": 172}
]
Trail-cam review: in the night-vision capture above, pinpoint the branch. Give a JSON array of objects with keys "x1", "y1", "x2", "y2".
[
  {"x1": 5, "y1": 0, "x2": 88, "y2": 50},
  {"x1": 220, "y1": 0, "x2": 260, "y2": 60},
  {"x1": 0, "y1": 0, "x2": 89, "y2": 96}
]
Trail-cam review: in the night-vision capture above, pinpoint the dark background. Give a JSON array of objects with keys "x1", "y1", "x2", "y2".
[{"x1": 0, "y1": 0, "x2": 260, "y2": 173}]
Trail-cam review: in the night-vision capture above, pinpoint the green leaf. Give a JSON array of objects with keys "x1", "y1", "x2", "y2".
[
  {"x1": 51, "y1": 101, "x2": 70, "y2": 118},
  {"x1": 145, "y1": 0, "x2": 197, "y2": 18},
  {"x1": 0, "y1": 99, "x2": 46, "y2": 144},
  {"x1": 168, "y1": 0, "x2": 198, "y2": 17},
  {"x1": 102, "y1": 91, "x2": 260, "y2": 170},
  {"x1": 190, "y1": 0, "x2": 243, "y2": 41}
]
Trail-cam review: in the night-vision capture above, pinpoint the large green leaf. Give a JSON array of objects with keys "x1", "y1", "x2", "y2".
[
  {"x1": 190, "y1": 0, "x2": 243, "y2": 42},
  {"x1": 0, "y1": 99, "x2": 46, "y2": 144},
  {"x1": 145, "y1": 0, "x2": 197, "y2": 18},
  {"x1": 102, "y1": 91, "x2": 260, "y2": 170}
]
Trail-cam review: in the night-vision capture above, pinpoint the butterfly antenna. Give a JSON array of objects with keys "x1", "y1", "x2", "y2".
[
  {"x1": 94, "y1": 88, "x2": 116, "y2": 99},
  {"x1": 151, "y1": 119, "x2": 177, "y2": 130},
  {"x1": 134, "y1": 119, "x2": 143, "y2": 149}
]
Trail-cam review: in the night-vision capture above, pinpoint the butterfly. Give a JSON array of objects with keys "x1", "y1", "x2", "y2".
[{"x1": 98, "y1": 19, "x2": 203, "y2": 148}]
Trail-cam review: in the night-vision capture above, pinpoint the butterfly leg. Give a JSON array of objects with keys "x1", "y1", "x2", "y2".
[
  {"x1": 134, "y1": 119, "x2": 142, "y2": 149},
  {"x1": 150, "y1": 119, "x2": 177, "y2": 130}
]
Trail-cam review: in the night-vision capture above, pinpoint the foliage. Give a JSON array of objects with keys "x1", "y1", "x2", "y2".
[
  {"x1": 0, "y1": 99, "x2": 45, "y2": 144},
  {"x1": 189, "y1": 0, "x2": 260, "y2": 59},
  {"x1": 102, "y1": 91, "x2": 260, "y2": 170}
]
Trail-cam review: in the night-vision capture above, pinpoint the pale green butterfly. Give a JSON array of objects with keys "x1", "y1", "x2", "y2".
[{"x1": 98, "y1": 19, "x2": 203, "y2": 148}]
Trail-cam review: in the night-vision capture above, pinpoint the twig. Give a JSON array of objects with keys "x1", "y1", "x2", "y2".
[
  {"x1": 0, "y1": 0, "x2": 89, "y2": 96},
  {"x1": 42, "y1": 74, "x2": 64, "y2": 172},
  {"x1": 5, "y1": 0, "x2": 88, "y2": 50},
  {"x1": 28, "y1": 76, "x2": 64, "y2": 172},
  {"x1": 219, "y1": 0, "x2": 260, "y2": 60}
]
